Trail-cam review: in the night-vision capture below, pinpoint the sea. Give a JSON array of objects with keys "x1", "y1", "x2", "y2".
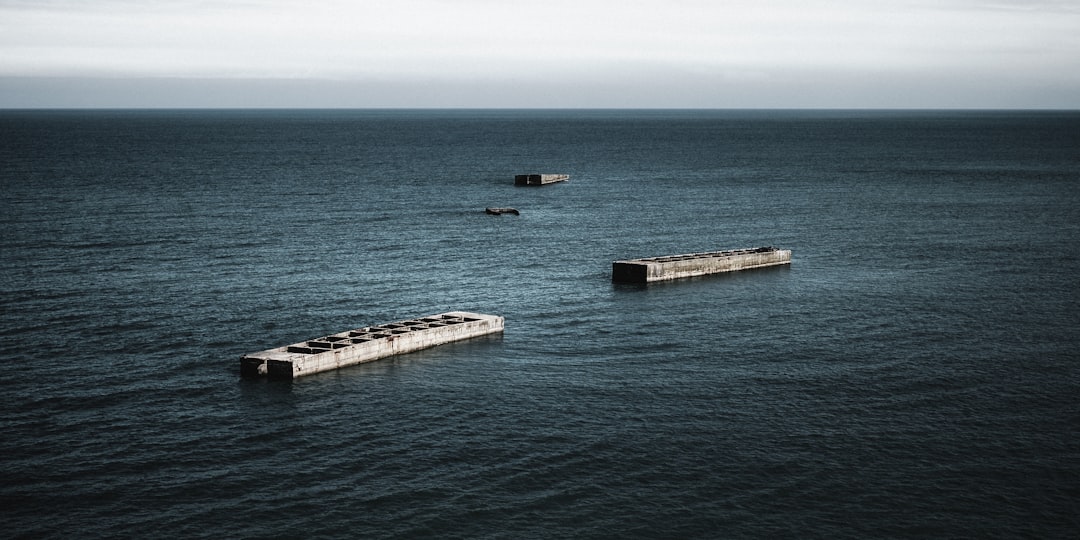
[{"x1": 2, "y1": 109, "x2": 1078, "y2": 539}]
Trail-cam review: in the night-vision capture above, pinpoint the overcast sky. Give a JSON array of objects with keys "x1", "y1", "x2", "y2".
[{"x1": 1, "y1": 0, "x2": 1078, "y2": 108}]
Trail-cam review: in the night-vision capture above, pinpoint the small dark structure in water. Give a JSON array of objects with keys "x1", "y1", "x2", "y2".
[{"x1": 485, "y1": 207, "x2": 520, "y2": 215}]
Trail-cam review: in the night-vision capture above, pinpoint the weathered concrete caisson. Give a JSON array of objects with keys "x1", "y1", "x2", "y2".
[
  {"x1": 240, "y1": 311, "x2": 504, "y2": 379},
  {"x1": 612, "y1": 247, "x2": 792, "y2": 283},
  {"x1": 515, "y1": 174, "x2": 569, "y2": 186}
]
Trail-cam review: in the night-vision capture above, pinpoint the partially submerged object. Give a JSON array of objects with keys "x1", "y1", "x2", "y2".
[
  {"x1": 240, "y1": 311, "x2": 504, "y2": 379},
  {"x1": 515, "y1": 174, "x2": 569, "y2": 186},
  {"x1": 485, "y1": 207, "x2": 520, "y2": 215},
  {"x1": 612, "y1": 247, "x2": 792, "y2": 283}
]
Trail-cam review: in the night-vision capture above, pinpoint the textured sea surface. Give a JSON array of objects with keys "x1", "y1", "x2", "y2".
[{"x1": 2, "y1": 109, "x2": 1079, "y2": 538}]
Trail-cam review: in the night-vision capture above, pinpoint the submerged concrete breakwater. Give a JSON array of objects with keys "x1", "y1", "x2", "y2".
[
  {"x1": 612, "y1": 247, "x2": 792, "y2": 283},
  {"x1": 241, "y1": 312, "x2": 504, "y2": 379}
]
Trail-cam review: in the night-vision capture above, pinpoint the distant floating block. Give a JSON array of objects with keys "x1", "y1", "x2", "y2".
[
  {"x1": 612, "y1": 247, "x2": 792, "y2": 283},
  {"x1": 515, "y1": 174, "x2": 569, "y2": 186},
  {"x1": 485, "y1": 207, "x2": 520, "y2": 215},
  {"x1": 240, "y1": 311, "x2": 504, "y2": 379}
]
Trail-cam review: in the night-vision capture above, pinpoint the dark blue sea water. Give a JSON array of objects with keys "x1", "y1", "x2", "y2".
[{"x1": 2, "y1": 109, "x2": 1079, "y2": 538}]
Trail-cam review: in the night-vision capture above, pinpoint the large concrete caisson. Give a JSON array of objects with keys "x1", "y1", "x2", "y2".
[
  {"x1": 240, "y1": 312, "x2": 504, "y2": 379},
  {"x1": 514, "y1": 174, "x2": 569, "y2": 186},
  {"x1": 612, "y1": 247, "x2": 792, "y2": 283}
]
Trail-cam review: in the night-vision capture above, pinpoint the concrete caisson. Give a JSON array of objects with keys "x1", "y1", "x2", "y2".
[
  {"x1": 514, "y1": 174, "x2": 569, "y2": 186},
  {"x1": 612, "y1": 247, "x2": 791, "y2": 283},
  {"x1": 240, "y1": 311, "x2": 504, "y2": 379}
]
